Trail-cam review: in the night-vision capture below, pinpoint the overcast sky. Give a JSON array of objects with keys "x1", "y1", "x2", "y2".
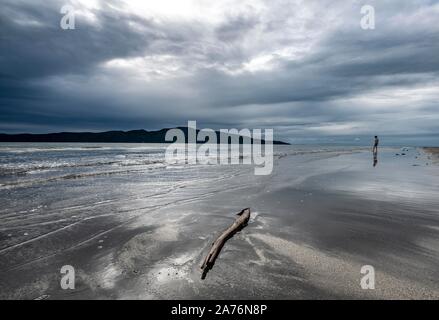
[{"x1": 1, "y1": 0, "x2": 438, "y2": 142}]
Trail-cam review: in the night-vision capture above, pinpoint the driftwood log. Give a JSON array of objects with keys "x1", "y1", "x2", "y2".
[{"x1": 200, "y1": 208, "x2": 251, "y2": 279}]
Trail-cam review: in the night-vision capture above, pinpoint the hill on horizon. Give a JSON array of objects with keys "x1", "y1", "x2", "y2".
[{"x1": 0, "y1": 127, "x2": 289, "y2": 145}]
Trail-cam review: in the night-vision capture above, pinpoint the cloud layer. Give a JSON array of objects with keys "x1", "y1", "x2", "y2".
[{"x1": 1, "y1": 0, "x2": 439, "y2": 142}]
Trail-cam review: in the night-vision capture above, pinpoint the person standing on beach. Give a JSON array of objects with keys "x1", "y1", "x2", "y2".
[
  {"x1": 373, "y1": 136, "x2": 379, "y2": 154},
  {"x1": 372, "y1": 136, "x2": 379, "y2": 167}
]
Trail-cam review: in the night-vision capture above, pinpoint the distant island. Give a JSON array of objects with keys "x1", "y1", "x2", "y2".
[{"x1": 0, "y1": 128, "x2": 289, "y2": 145}]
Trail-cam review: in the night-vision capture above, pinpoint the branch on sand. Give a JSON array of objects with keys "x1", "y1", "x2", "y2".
[{"x1": 200, "y1": 208, "x2": 251, "y2": 280}]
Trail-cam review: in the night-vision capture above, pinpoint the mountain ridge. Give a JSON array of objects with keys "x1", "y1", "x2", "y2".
[{"x1": 0, "y1": 128, "x2": 289, "y2": 145}]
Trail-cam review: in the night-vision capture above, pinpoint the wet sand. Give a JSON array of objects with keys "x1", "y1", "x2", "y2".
[
  {"x1": 424, "y1": 147, "x2": 439, "y2": 165},
  {"x1": 1, "y1": 146, "x2": 439, "y2": 299}
]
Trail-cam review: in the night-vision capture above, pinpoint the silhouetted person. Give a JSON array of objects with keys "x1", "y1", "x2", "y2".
[
  {"x1": 373, "y1": 136, "x2": 379, "y2": 167},
  {"x1": 373, "y1": 136, "x2": 379, "y2": 154}
]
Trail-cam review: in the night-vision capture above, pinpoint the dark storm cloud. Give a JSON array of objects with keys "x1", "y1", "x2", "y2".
[
  {"x1": 1, "y1": 1, "x2": 163, "y2": 79},
  {"x1": 1, "y1": 0, "x2": 439, "y2": 139}
]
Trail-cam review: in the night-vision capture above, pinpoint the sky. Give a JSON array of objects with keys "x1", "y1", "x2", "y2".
[{"x1": 1, "y1": 0, "x2": 439, "y2": 144}]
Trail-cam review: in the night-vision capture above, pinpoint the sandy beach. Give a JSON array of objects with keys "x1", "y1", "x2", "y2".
[
  {"x1": 1, "y1": 144, "x2": 438, "y2": 299},
  {"x1": 424, "y1": 148, "x2": 439, "y2": 165}
]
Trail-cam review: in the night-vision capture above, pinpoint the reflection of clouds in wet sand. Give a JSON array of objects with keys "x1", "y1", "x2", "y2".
[
  {"x1": 124, "y1": 249, "x2": 201, "y2": 299},
  {"x1": 148, "y1": 250, "x2": 198, "y2": 284},
  {"x1": 98, "y1": 264, "x2": 122, "y2": 289},
  {"x1": 116, "y1": 224, "x2": 179, "y2": 271},
  {"x1": 109, "y1": 220, "x2": 203, "y2": 298}
]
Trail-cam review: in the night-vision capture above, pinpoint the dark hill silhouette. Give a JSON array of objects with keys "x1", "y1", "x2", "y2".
[{"x1": 0, "y1": 127, "x2": 289, "y2": 144}]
